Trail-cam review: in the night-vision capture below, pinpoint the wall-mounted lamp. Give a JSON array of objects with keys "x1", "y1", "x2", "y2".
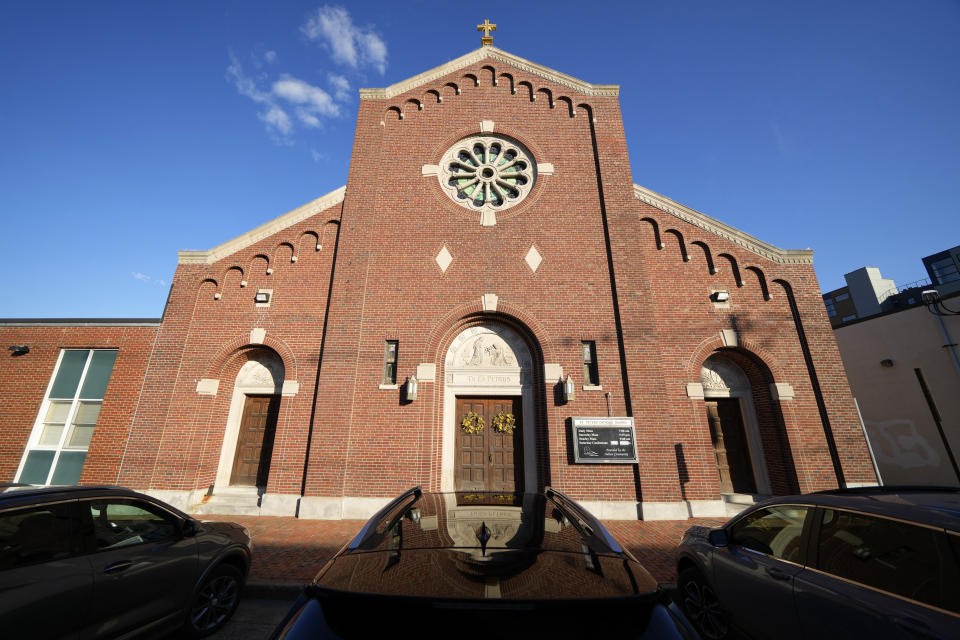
[
  {"x1": 563, "y1": 374, "x2": 575, "y2": 403},
  {"x1": 8, "y1": 345, "x2": 29, "y2": 356},
  {"x1": 880, "y1": 359, "x2": 894, "y2": 368},
  {"x1": 711, "y1": 290, "x2": 731, "y2": 303},
  {"x1": 406, "y1": 375, "x2": 418, "y2": 401},
  {"x1": 922, "y1": 289, "x2": 940, "y2": 305},
  {"x1": 254, "y1": 291, "x2": 271, "y2": 304}
]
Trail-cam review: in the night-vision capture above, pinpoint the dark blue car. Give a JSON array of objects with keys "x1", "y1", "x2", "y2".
[{"x1": 676, "y1": 486, "x2": 960, "y2": 640}]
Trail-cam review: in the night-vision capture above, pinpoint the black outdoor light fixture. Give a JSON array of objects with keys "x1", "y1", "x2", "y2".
[
  {"x1": 922, "y1": 289, "x2": 960, "y2": 316},
  {"x1": 8, "y1": 345, "x2": 29, "y2": 356},
  {"x1": 711, "y1": 290, "x2": 730, "y2": 303},
  {"x1": 254, "y1": 291, "x2": 271, "y2": 304}
]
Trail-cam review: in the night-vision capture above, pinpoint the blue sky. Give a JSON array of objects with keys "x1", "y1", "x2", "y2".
[{"x1": 1, "y1": 1, "x2": 957, "y2": 317}]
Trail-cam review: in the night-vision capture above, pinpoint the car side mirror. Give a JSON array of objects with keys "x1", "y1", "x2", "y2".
[
  {"x1": 180, "y1": 519, "x2": 198, "y2": 538},
  {"x1": 708, "y1": 529, "x2": 728, "y2": 547}
]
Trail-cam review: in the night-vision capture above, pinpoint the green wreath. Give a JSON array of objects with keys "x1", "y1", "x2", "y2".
[
  {"x1": 461, "y1": 411, "x2": 485, "y2": 434},
  {"x1": 492, "y1": 411, "x2": 516, "y2": 434}
]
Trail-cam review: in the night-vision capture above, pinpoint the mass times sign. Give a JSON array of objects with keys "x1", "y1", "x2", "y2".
[{"x1": 571, "y1": 417, "x2": 638, "y2": 464}]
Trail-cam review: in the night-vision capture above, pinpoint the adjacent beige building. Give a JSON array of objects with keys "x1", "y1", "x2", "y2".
[{"x1": 835, "y1": 299, "x2": 960, "y2": 486}]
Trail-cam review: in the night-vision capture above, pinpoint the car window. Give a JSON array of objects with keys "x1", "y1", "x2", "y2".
[
  {"x1": 0, "y1": 502, "x2": 76, "y2": 569},
  {"x1": 729, "y1": 505, "x2": 808, "y2": 562},
  {"x1": 816, "y1": 509, "x2": 947, "y2": 610},
  {"x1": 87, "y1": 499, "x2": 179, "y2": 550}
]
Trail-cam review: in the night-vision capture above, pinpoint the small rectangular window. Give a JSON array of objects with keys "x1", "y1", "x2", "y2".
[
  {"x1": 16, "y1": 349, "x2": 117, "y2": 486},
  {"x1": 834, "y1": 292, "x2": 850, "y2": 302},
  {"x1": 930, "y1": 257, "x2": 960, "y2": 285},
  {"x1": 841, "y1": 314, "x2": 858, "y2": 322},
  {"x1": 582, "y1": 341, "x2": 599, "y2": 386},
  {"x1": 383, "y1": 341, "x2": 398, "y2": 385}
]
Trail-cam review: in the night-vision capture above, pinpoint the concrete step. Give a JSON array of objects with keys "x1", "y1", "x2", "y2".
[{"x1": 194, "y1": 487, "x2": 263, "y2": 516}]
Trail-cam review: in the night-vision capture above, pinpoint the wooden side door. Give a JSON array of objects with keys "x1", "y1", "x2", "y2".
[
  {"x1": 455, "y1": 397, "x2": 523, "y2": 492},
  {"x1": 230, "y1": 395, "x2": 280, "y2": 487},
  {"x1": 706, "y1": 398, "x2": 756, "y2": 494}
]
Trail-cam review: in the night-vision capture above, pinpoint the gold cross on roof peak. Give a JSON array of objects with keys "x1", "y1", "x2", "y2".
[{"x1": 477, "y1": 19, "x2": 496, "y2": 46}]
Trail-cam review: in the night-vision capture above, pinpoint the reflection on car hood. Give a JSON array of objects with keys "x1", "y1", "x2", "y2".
[{"x1": 313, "y1": 491, "x2": 658, "y2": 599}]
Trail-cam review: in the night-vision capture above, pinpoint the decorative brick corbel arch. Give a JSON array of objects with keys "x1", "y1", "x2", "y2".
[
  {"x1": 204, "y1": 333, "x2": 299, "y2": 383},
  {"x1": 684, "y1": 333, "x2": 787, "y2": 384}
]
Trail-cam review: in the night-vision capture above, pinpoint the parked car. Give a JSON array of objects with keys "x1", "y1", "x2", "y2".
[
  {"x1": 272, "y1": 487, "x2": 699, "y2": 639},
  {"x1": 676, "y1": 486, "x2": 960, "y2": 640},
  {"x1": 0, "y1": 484, "x2": 252, "y2": 639}
]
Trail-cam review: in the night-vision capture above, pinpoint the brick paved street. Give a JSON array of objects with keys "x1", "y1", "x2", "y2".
[{"x1": 205, "y1": 515, "x2": 726, "y2": 585}]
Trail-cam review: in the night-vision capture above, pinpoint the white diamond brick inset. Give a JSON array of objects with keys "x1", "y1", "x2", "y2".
[
  {"x1": 436, "y1": 246, "x2": 453, "y2": 273},
  {"x1": 525, "y1": 246, "x2": 543, "y2": 273}
]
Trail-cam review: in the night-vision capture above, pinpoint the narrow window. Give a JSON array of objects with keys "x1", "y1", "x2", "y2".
[
  {"x1": 383, "y1": 341, "x2": 398, "y2": 385},
  {"x1": 17, "y1": 349, "x2": 117, "y2": 485},
  {"x1": 824, "y1": 298, "x2": 837, "y2": 317},
  {"x1": 581, "y1": 341, "x2": 599, "y2": 386}
]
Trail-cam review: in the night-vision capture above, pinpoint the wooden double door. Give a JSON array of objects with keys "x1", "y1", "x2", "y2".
[
  {"x1": 705, "y1": 398, "x2": 757, "y2": 494},
  {"x1": 230, "y1": 395, "x2": 280, "y2": 487},
  {"x1": 455, "y1": 396, "x2": 523, "y2": 492}
]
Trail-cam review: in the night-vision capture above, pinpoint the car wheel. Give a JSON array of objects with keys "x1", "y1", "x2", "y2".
[
  {"x1": 185, "y1": 564, "x2": 243, "y2": 638},
  {"x1": 679, "y1": 567, "x2": 728, "y2": 640}
]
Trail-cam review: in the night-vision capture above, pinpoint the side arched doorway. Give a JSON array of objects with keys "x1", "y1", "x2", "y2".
[
  {"x1": 701, "y1": 355, "x2": 771, "y2": 495},
  {"x1": 441, "y1": 324, "x2": 539, "y2": 493},
  {"x1": 214, "y1": 349, "x2": 284, "y2": 490}
]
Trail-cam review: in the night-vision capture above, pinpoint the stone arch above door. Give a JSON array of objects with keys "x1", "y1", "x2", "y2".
[
  {"x1": 700, "y1": 354, "x2": 771, "y2": 494},
  {"x1": 214, "y1": 348, "x2": 285, "y2": 490},
  {"x1": 442, "y1": 323, "x2": 538, "y2": 493}
]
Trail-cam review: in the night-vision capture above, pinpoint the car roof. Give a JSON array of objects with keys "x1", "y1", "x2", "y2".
[
  {"x1": 0, "y1": 484, "x2": 188, "y2": 517},
  {"x1": 757, "y1": 486, "x2": 960, "y2": 531}
]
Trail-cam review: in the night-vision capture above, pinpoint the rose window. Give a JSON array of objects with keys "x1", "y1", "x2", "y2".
[{"x1": 438, "y1": 135, "x2": 536, "y2": 213}]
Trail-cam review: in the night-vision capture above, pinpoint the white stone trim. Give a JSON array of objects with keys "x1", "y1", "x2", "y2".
[
  {"x1": 178, "y1": 186, "x2": 345, "y2": 264},
  {"x1": 639, "y1": 501, "x2": 690, "y2": 521},
  {"x1": 421, "y1": 164, "x2": 440, "y2": 176},
  {"x1": 281, "y1": 380, "x2": 299, "y2": 396},
  {"x1": 480, "y1": 119, "x2": 494, "y2": 132},
  {"x1": 578, "y1": 501, "x2": 639, "y2": 520},
  {"x1": 297, "y1": 496, "x2": 393, "y2": 520},
  {"x1": 259, "y1": 493, "x2": 300, "y2": 516},
  {"x1": 633, "y1": 184, "x2": 814, "y2": 265},
  {"x1": 358, "y1": 46, "x2": 619, "y2": 100},
  {"x1": 536, "y1": 163, "x2": 555, "y2": 175},
  {"x1": 417, "y1": 363, "x2": 436, "y2": 381},
  {"x1": 687, "y1": 499, "x2": 727, "y2": 518},
  {"x1": 769, "y1": 382, "x2": 795, "y2": 401},
  {"x1": 482, "y1": 293, "x2": 499, "y2": 312},
  {"x1": 686, "y1": 382, "x2": 705, "y2": 399},
  {"x1": 582, "y1": 384, "x2": 603, "y2": 391},
  {"x1": 139, "y1": 488, "x2": 209, "y2": 513},
  {"x1": 378, "y1": 384, "x2": 399, "y2": 390},
  {"x1": 196, "y1": 379, "x2": 220, "y2": 396},
  {"x1": 544, "y1": 363, "x2": 563, "y2": 381},
  {"x1": 250, "y1": 328, "x2": 266, "y2": 344},
  {"x1": 255, "y1": 289, "x2": 273, "y2": 308},
  {"x1": 846, "y1": 482, "x2": 880, "y2": 489},
  {"x1": 720, "y1": 328, "x2": 738, "y2": 347}
]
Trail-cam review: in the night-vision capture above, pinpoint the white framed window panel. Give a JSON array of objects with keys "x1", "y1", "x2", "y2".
[{"x1": 15, "y1": 349, "x2": 117, "y2": 485}]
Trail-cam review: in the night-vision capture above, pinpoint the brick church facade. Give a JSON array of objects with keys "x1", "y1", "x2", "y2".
[{"x1": 0, "y1": 45, "x2": 877, "y2": 519}]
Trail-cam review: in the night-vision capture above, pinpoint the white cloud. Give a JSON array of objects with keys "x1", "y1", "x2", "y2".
[
  {"x1": 328, "y1": 73, "x2": 351, "y2": 101},
  {"x1": 261, "y1": 105, "x2": 293, "y2": 135},
  {"x1": 131, "y1": 272, "x2": 166, "y2": 286},
  {"x1": 264, "y1": 50, "x2": 278, "y2": 63},
  {"x1": 301, "y1": 6, "x2": 388, "y2": 74},
  {"x1": 310, "y1": 149, "x2": 325, "y2": 162},
  {"x1": 273, "y1": 75, "x2": 339, "y2": 117}
]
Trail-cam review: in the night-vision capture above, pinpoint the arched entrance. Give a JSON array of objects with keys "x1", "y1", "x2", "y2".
[
  {"x1": 214, "y1": 349, "x2": 284, "y2": 490},
  {"x1": 701, "y1": 355, "x2": 771, "y2": 495},
  {"x1": 441, "y1": 324, "x2": 538, "y2": 493}
]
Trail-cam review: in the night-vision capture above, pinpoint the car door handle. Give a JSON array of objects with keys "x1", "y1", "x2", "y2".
[
  {"x1": 765, "y1": 567, "x2": 790, "y2": 581},
  {"x1": 103, "y1": 560, "x2": 134, "y2": 574}
]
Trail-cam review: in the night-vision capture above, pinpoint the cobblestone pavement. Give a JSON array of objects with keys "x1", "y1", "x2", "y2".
[{"x1": 204, "y1": 515, "x2": 727, "y2": 585}]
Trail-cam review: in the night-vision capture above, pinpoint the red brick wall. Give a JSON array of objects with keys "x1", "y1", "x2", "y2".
[
  {"x1": 0, "y1": 55, "x2": 876, "y2": 507},
  {"x1": 0, "y1": 324, "x2": 157, "y2": 483}
]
